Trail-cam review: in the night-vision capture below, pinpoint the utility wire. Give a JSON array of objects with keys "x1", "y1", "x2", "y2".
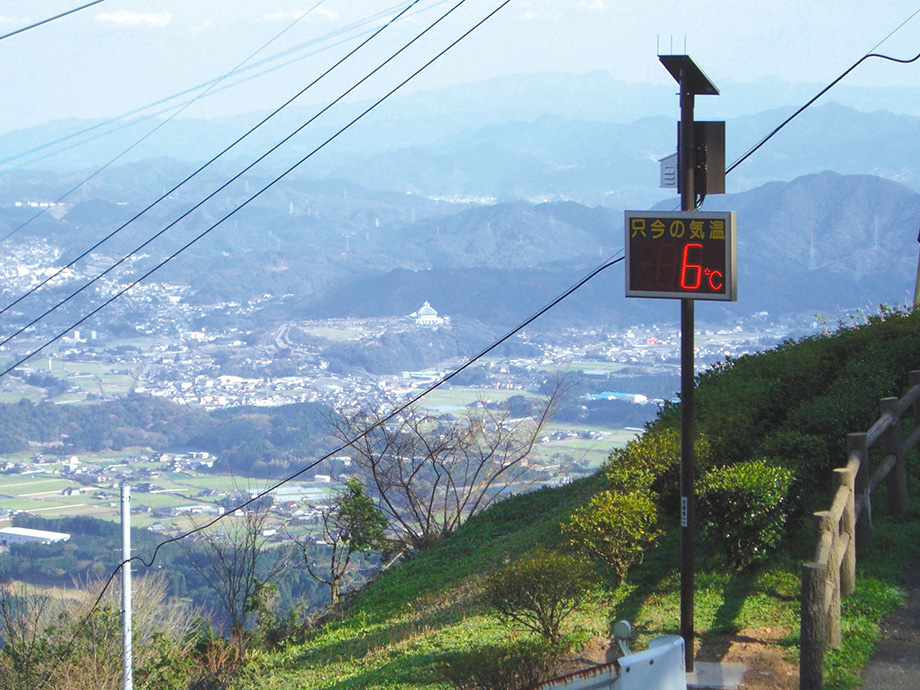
[
  {"x1": 0, "y1": 0, "x2": 451, "y2": 171},
  {"x1": 1, "y1": 0, "x2": 481, "y2": 361},
  {"x1": 57, "y1": 250, "x2": 623, "y2": 690},
  {"x1": 867, "y1": 7, "x2": 920, "y2": 53},
  {"x1": 35, "y1": 4, "x2": 513, "y2": 682},
  {"x1": 0, "y1": 0, "x2": 506, "y2": 379},
  {"x1": 726, "y1": 47, "x2": 920, "y2": 175},
  {"x1": 0, "y1": 0, "x2": 105, "y2": 42},
  {"x1": 0, "y1": 0, "x2": 331, "y2": 244},
  {"x1": 139, "y1": 253, "x2": 623, "y2": 563},
  {"x1": 0, "y1": 20, "x2": 380, "y2": 173},
  {"x1": 0, "y1": 0, "x2": 427, "y2": 328}
]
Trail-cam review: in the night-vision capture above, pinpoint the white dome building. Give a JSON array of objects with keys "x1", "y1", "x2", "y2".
[{"x1": 411, "y1": 301, "x2": 446, "y2": 327}]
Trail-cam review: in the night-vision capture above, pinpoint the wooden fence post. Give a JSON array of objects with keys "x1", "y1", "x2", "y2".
[
  {"x1": 912, "y1": 371, "x2": 920, "y2": 443},
  {"x1": 848, "y1": 433, "x2": 871, "y2": 551},
  {"x1": 880, "y1": 397, "x2": 908, "y2": 516},
  {"x1": 815, "y1": 511, "x2": 841, "y2": 647},
  {"x1": 800, "y1": 562, "x2": 827, "y2": 690},
  {"x1": 834, "y1": 467, "x2": 856, "y2": 596}
]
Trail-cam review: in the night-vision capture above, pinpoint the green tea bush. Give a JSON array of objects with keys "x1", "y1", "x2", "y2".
[
  {"x1": 605, "y1": 427, "x2": 711, "y2": 511},
  {"x1": 563, "y1": 489, "x2": 661, "y2": 584},
  {"x1": 484, "y1": 548, "x2": 592, "y2": 643},
  {"x1": 439, "y1": 638, "x2": 563, "y2": 690},
  {"x1": 694, "y1": 336, "x2": 844, "y2": 465},
  {"x1": 754, "y1": 429, "x2": 831, "y2": 518},
  {"x1": 699, "y1": 459, "x2": 794, "y2": 568}
]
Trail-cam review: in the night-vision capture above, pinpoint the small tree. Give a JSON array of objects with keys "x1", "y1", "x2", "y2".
[
  {"x1": 439, "y1": 638, "x2": 562, "y2": 690},
  {"x1": 563, "y1": 489, "x2": 661, "y2": 585},
  {"x1": 484, "y1": 548, "x2": 592, "y2": 643},
  {"x1": 293, "y1": 477, "x2": 388, "y2": 605},
  {"x1": 699, "y1": 459, "x2": 794, "y2": 568}
]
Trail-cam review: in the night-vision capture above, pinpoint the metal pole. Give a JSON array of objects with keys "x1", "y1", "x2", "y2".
[
  {"x1": 913, "y1": 241, "x2": 920, "y2": 310},
  {"x1": 121, "y1": 482, "x2": 133, "y2": 690},
  {"x1": 679, "y1": 66, "x2": 696, "y2": 673}
]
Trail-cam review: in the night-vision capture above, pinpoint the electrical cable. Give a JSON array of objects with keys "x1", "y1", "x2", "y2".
[
  {"x1": 37, "y1": 0, "x2": 920, "y2": 673},
  {"x1": 0, "y1": 0, "x2": 105, "y2": 42},
  {"x1": 0, "y1": 0, "x2": 477, "y2": 360},
  {"x1": 52, "y1": 250, "x2": 622, "y2": 689},
  {"x1": 866, "y1": 7, "x2": 920, "y2": 54},
  {"x1": 0, "y1": 0, "x2": 452, "y2": 171},
  {"x1": 726, "y1": 48, "x2": 920, "y2": 175},
  {"x1": 30, "y1": 5, "x2": 514, "y2": 680},
  {"x1": 0, "y1": 0, "x2": 428, "y2": 328},
  {"x1": 0, "y1": 0, "x2": 331, "y2": 244},
  {"x1": 673, "y1": 14, "x2": 920, "y2": 216}
]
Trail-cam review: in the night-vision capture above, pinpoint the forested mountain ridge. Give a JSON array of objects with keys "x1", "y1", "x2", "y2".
[{"x1": 2, "y1": 165, "x2": 916, "y2": 333}]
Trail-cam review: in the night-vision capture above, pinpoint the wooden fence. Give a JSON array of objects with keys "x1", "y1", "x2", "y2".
[{"x1": 800, "y1": 370, "x2": 920, "y2": 689}]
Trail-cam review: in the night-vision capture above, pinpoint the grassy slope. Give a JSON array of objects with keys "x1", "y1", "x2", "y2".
[{"x1": 234, "y1": 313, "x2": 920, "y2": 690}]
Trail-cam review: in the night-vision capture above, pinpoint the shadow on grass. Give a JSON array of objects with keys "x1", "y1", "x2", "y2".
[
  {"x1": 696, "y1": 571, "x2": 757, "y2": 662},
  {"x1": 323, "y1": 648, "x2": 444, "y2": 690},
  {"x1": 286, "y1": 595, "x2": 477, "y2": 673},
  {"x1": 606, "y1": 528, "x2": 681, "y2": 641}
]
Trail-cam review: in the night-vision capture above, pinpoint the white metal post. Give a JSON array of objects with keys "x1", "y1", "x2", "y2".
[{"x1": 121, "y1": 482, "x2": 133, "y2": 690}]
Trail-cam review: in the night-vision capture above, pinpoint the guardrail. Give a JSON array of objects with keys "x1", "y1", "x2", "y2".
[
  {"x1": 525, "y1": 635, "x2": 686, "y2": 690},
  {"x1": 800, "y1": 370, "x2": 920, "y2": 690}
]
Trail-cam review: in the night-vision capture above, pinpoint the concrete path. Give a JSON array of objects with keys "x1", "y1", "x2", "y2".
[
  {"x1": 859, "y1": 554, "x2": 920, "y2": 689},
  {"x1": 687, "y1": 661, "x2": 746, "y2": 689}
]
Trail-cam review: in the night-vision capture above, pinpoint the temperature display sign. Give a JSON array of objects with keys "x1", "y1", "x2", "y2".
[{"x1": 625, "y1": 211, "x2": 737, "y2": 301}]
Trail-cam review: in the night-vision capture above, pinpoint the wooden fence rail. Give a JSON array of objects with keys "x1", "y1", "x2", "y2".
[{"x1": 800, "y1": 370, "x2": 920, "y2": 690}]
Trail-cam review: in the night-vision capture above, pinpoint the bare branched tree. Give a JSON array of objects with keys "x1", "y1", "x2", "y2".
[
  {"x1": 0, "y1": 574, "x2": 195, "y2": 690},
  {"x1": 0, "y1": 582, "x2": 58, "y2": 690},
  {"x1": 330, "y1": 385, "x2": 561, "y2": 549},
  {"x1": 180, "y1": 496, "x2": 289, "y2": 659}
]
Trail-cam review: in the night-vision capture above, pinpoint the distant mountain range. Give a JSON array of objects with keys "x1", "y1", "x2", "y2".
[
  {"x1": 1, "y1": 159, "x2": 916, "y2": 336},
  {"x1": 1, "y1": 71, "x2": 918, "y2": 335},
  {"x1": 2, "y1": 70, "x2": 920, "y2": 208}
]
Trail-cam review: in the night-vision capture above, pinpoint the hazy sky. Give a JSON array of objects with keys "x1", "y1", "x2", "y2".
[{"x1": 1, "y1": 0, "x2": 919, "y2": 132}]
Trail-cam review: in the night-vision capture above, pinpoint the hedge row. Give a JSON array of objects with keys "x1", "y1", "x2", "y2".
[{"x1": 567, "y1": 308, "x2": 920, "y2": 572}]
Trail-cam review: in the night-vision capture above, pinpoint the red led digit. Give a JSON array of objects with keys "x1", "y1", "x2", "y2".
[{"x1": 680, "y1": 243, "x2": 703, "y2": 290}]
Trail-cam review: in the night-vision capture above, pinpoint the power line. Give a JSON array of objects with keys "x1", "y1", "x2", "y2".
[
  {"x1": 866, "y1": 7, "x2": 920, "y2": 53},
  {"x1": 0, "y1": 0, "x2": 482, "y2": 363},
  {"x1": 0, "y1": 0, "x2": 428, "y2": 328},
  {"x1": 0, "y1": 0, "x2": 506, "y2": 376},
  {"x1": 0, "y1": 0, "x2": 332, "y2": 244},
  {"x1": 0, "y1": 0, "x2": 451, "y2": 171},
  {"x1": 56, "y1": 250, "x2": 622, "y2": 689},
  {"x1": 34, "y1": 3, "x2": 514, "y2": 680},
  {"x1": 726, "y1": 47, "x2": 920, "y2": 175},
  {"x1": 0, "y1": 0, "x2": 105, "y2": 42}
]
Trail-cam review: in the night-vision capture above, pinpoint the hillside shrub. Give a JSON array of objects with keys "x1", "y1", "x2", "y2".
[
  {"x1": 563, "y1": 489, "x2": 660, "y2": 584},
  {"x1": 699, "y1": 459, "x2": 794, "y2": 568},
  {"x1": 754, "y1": 429, "x2": 831, "y2": 518},
  {"x1": 439, "y1": 638, "x2": 563, "y2": 690},
  {"x1": 484, "y1": 548, "x2": 593, "y2": 643},
  {"x1": 605, "y1": 427, "x2": 711, "y2": 511}
]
